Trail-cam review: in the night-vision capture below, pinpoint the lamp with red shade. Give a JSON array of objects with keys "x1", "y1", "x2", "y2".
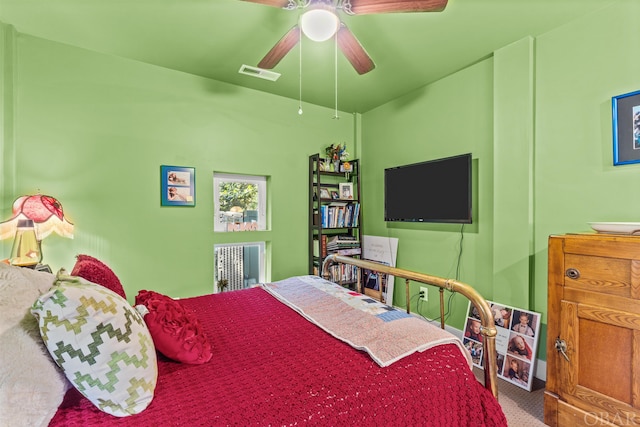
[{"x1": 1, "y1": 194, "x2": 74, "y2": 267}]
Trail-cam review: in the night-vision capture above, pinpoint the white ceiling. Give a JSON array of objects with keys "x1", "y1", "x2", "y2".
[{"x1": 0, "y1": 0, "x2": 616, "y2": 112}]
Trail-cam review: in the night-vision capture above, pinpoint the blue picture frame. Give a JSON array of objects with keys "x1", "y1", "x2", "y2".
[
  {"x1": 160, "y1": 165, "x2": 195, "y2": 206},
  {"x1": 612, "y1": 89, "x2": 640, "y2": 165}
]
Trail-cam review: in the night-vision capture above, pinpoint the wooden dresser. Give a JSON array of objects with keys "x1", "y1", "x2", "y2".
[{"x1": 545, "y1": 233, "x2": 640, "y2": 426}]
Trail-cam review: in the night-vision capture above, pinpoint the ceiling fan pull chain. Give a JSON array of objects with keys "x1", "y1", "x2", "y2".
[
  {"x1": 333, "y1": 31, "x2": 339, "y2": 120},
  {"x1": 298, "y1": 24, "x2": 303, "y2": 115}
]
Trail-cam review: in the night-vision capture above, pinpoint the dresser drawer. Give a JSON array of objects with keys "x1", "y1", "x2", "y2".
[{"x1": 564, "y1": 254, "x2": 634, "y2": 299}]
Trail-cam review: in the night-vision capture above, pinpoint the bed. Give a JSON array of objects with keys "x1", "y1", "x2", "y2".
[{"x1": 1, "y1": 254, "x2": 505, "y2": 426}]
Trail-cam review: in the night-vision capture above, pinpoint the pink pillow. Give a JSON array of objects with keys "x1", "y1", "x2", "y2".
[
  {"x1": 71, "y1": 254, "x2": 126, "y2": 299},
  {"x1": 135, "y1": 290, "x2": 213, "y2": 365}
]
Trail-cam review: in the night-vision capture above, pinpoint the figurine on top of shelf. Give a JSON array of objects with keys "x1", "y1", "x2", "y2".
[
  {"x1": 325, "y1": 143, "x2": 350, "y2": 172},
  {"x1": 325, "y1": 143, "x2": 349, "y2": 161}
]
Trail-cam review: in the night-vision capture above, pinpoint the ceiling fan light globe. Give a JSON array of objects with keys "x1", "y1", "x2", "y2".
[{"x1": 300, "y1": 9, "x2": 339, "y2": 42}]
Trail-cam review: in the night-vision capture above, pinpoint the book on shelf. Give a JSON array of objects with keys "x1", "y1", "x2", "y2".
[
  {"x1": 320, "y1": 202, "x2": 359, "y2": 228},
  {"x1": 326, "y1": 241, "x2": 359, "y2": 249},
  {"x1": 325, "y1": 263, "x2": 359, "y2": 285},
  {"x1": 329, "y1": 247, "x2": 362, "y2": 256},
  {"x1": 312, "y1": 235, "x2": 328, "y2": 258},
  {"x1": 327, "y1": 234, "x2": 357, "y2": 243},
  {"x1": 322, "y1": 235, "x2": 327, "y2": 257}
]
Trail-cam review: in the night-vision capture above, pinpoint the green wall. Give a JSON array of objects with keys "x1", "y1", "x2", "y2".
[
  {"x1": 361, "y1": 0, "x2": 640, "y2": 363},
  {"x1": 3, "y1": 0, "x2": 640, "y2": 365},
  {"x1": 361, "y1": 58, "x2": 494, "y2": 330},
  {"x1": 0, "y1": 25, "x2": 355, "y2": 300},
  {"x1": 533, "y1": 0, "x2": 640, "y2": 343},
  {"x1": 528, "y1": 0, "x2": 640, "y2": 359}
]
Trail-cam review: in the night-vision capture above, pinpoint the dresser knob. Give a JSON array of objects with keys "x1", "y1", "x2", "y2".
[{"x1": 565, "y1": 268, "x2": 580, "y2": 279}]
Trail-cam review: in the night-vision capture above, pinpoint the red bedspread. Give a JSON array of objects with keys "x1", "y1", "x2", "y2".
[{"x1": 49, "y1": 287, "x2": 506, "y2": 426}]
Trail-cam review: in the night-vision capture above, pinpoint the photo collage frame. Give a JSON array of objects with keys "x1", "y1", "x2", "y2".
[{"x1": 464, "y1": 301, "x2": 541, "y2": 391}]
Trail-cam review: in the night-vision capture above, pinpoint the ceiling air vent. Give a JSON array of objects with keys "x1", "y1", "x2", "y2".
[{"x1": 238, "y1": 65, "x2": 281, "y2": 82}]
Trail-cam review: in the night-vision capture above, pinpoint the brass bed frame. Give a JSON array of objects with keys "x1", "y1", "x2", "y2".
[{"x1": 322, "y1": 254, "x2": 499, "y2": 399}]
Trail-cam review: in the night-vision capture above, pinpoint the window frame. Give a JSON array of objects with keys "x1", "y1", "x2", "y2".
[
  {"x1": 213, "y1": 173, "x2": 267, "y2": 232},
  {"x1": 213, "y1": 241, "x2": 266, "y2": 293}
]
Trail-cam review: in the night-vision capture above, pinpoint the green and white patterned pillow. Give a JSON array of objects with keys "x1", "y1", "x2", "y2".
[{"x1": 31, "y1": 272, "x2": 157, "y2": 417}]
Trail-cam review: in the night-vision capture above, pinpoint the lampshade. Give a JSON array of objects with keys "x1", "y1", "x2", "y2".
[
  {"x1": 300, "y1": 9, "x2": 340, "y2": 42},
  {"x1": 0, "y1": 194, "x2": 74, "y2": 241}
]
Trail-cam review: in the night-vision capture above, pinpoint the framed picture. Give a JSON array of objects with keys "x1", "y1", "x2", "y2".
[
  {"x1": 612, "y1": 89, "x2": 640, "y2": 165},
  {"x1": 339, "y1": 182, "x2": 354, "y2": 200},
  {"x1": 161, "y1": 165, "x2": 195, "y2": 206},
  {"x1": 330, "y1": 190, "x2": 340, "y2": 200},
  {"x1": 465, "y1": 301, "x2": 541, "y2": 391},
  {"x1": 319, "y1": 187, "x2": 331, "y2": 199}
]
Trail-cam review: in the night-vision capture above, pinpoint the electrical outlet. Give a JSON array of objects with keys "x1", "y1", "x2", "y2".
[{"x1": 419, "y1": 286, "x2": 428, "y2": 301}]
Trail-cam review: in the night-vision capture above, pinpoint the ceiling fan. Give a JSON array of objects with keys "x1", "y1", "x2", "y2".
[{"x1": 241, "y1": 0, "x2": 448, "y2": 75}]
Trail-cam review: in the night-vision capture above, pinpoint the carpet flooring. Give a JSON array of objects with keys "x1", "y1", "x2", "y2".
[{"x1": 474, "y1": 368, "x2": 545, "y2": 426}]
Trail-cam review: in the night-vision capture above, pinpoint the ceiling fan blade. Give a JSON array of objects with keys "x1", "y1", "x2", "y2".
[
  {"x1": 337, "y1": 24, "x2": 375, "y2": 75},
  {"x1": 258, "y1": 25, "x2": 301, "y2": 69},
  {"x1": 346, "y1": 0, "x2": 448, "y2": 15},
  {"x1": 239, "y1": 0, "x2": 293, "y2": 8}
]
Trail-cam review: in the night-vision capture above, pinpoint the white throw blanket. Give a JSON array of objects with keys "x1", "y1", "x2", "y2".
[{"x1": 262, "y1": 275, "x2": 471, "y2": 368}]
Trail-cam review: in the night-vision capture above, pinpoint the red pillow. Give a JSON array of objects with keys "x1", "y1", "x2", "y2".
[
  {"x1": 135, "y1": 290, "x2": 213, "y2": 365},
  {"x1": 71, "y1": 254, "x2": 126, "y2": 299}
]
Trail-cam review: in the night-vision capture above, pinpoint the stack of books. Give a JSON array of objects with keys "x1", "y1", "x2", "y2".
[{"x1": 326, "y1": 235, "x2": 361, "y2": 256}]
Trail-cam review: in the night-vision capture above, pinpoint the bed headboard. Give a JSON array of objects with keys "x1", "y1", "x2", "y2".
[{"x1": 322, "y1": 254, "x2": 499, "y2": 399}]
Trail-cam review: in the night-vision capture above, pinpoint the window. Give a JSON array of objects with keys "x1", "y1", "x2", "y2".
[
  {"x1": 214, "y1": 242, "x2": 265, "y2": 293},
  {"x1": 213, "y1": 173, "x2": 266, "y2": 232}
]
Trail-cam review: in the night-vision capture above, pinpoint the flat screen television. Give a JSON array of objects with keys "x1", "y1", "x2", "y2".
[{"x1": 384, "y1": 153, "x2": 472, "y2": 224}]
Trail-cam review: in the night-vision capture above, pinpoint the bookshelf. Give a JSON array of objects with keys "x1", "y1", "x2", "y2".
[{"x1": 308, "y1": 153, "x2": 362, "y2": 285}]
